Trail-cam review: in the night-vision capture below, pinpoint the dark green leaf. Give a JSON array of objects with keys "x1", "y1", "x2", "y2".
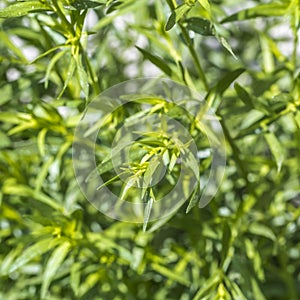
[
  {"x1": 165, "y1": 4, "x2": 190, "y2": 31},
  {"x1": 67, "y1": 0, "x2": 103, "y2": 10},
  {"x1": 186, "y1": 17, "x2": 215, "y2": 36},
  {"x1": 136, "y1": 46, "x2": 173, "y2": 76}
]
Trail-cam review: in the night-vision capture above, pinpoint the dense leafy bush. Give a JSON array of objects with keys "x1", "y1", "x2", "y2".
[{"x1": 0, "y1": 0, "x2": 299, "y2": 299}]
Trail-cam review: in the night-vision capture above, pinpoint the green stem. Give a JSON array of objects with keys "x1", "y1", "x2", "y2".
[
  {"x1": 236, "y1": 102, "x2": 299, "y2": 139},
  {"x1": 179, "y1": 24, "x2": 209, "y2": 91},
  {"x1": 52, "y1": 0, "x2": 75, "y2": 37}
]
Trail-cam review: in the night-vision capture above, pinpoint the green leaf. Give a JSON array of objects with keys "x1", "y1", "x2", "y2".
[
  {"x1": 9, "y1": 238, "x2": 59, "y2": 273},
  {"x1": 295, "y1": 110, "x2": 300, "y2": 129},
  {"x1": 0, "y1": 32, "x2": 27, "y2": 62},
  {"x1": 35, "y1": 156, "x2": 55, "y2": 193},
  {"x1": 197, "y1": 0, "x2": 211, "y2": 12},
  {"x1": 120, "y1": 176, "x2": 138, "y2": 200},
  {"x1": 251, "y1": 278, "x2": 267, "y2": 300},
  {"x1": 41, "y1": 241, "x2": 71, "y2": 299},
  {"x1": 220, "y1": 222, "x2": 232, "y2": 268},
  {"x1": 37, "y1": 128, "x2": 48, "y2": 157},
  {"x1": 96, "y1": 173, "x2": 125, "y2": 190},
  {"x1": 67, "y1": 0, "x2": 102, "y2": 10},
  {"x1": 0, "y1": 1, "x2": 51, "y2": 18},
  {"x1": 136, "y1": 46, "x2": 173, "y2": 76},
  {"x1": 186, "y1": 182, "x2": 200, "y2": 213},
  {"x1": 143, "y1": 197, "x2": 153, "y2": 232},
  {"x1": 165, "y1": 11, "x2": 176, "y2": 31},
  {"x1": 143, "y1": 156, "x2": 164, "y2": 188},
  {"x1": 0, "y1": 130, "x2": 11, "y2": 149},
  {"x1": 221, "y1": 3, "x2": 289, "y2": 23},
  {"x1": 45, "y1": 49, "x2": 68, "y2": 89},
  {"x1": 186, "y1": 18, "x2": 215, "y2": 36},
  {"x1": 264, "y1": 132, "x2": 284, "y2": 172},
  {"x1": 217, "y1": 34, "x2": 237, "y2": 59},
  {"x1": 248, "y1": 223, "x2": 276, "y2": 241},
  {"x1": 193, "y1": 271, "x2": 222, "y2": 300},
  {"x1": 202, "y1": 68, "x2": 245, "y2": 111},
  {"x1": 76, "y1": 55, "x2": 89, "y2": 100},
  {"x1": 2, "y1": 184, "x2": 63, "y2": 211},
  {"x1": 165, "y1": 4, "x2": 190, "y2": 31},
  {"x1": 0, "y1": 247, "x2": 21, "y2": 276},
  {"x1": 234, "y1": 82, "x2": 255, "y2": 108},
  {"x1": 151, "y1": 263, "x2": 190, "y2": 286},
  {"x1": 70, "y1": 262, "x2": 81, "y2": 297},
  {"x1": 58, "y1": 56, "x2": 76, "y2": 99},
  {"x1": 78, "y1": 271, "x2": 101, "y2": 297}
]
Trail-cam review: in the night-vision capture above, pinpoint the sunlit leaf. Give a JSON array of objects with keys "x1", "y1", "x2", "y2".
[{"x1": 0, "y1": 1, "x2": 51, "y2": 18}]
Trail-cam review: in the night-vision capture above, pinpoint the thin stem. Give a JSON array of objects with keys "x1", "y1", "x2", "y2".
[
  {"x1": 52, "y1": 0, "x2": 75, "y2": 37},
  {"x1": 179, "y1": 24, "x2": 209, "y2": 91}
]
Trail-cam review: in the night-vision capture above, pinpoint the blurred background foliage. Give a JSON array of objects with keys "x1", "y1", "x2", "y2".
[{"x1": 0, "y1": 0, "x2": 300, "y2": 299}]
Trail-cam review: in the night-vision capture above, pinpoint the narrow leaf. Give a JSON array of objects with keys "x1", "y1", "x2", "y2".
[
  {"x1": 151, "y1": 263, "x2": 190, "y2": 286},
  {"x1": 9, "y1": 238, "x2": 58, "y2": 273},
  {"x1": 221, "y1": 3, "x2": 289, "y2": 23},
  {"x1": 264, "y1": 132, "x2": 284, "y2": 172},
  {"x1": 136, "y1": 46, "x2": 173, "y2": 76},
  {"x1": 58, "y1": 56, "x2": 76, "y2": 99},
  {"x1": 186, "y1": 17, "x2": 215, "y2": 36},
  {"x1": 143, "y1": 197, "x2": 153, "y2": 232},
  {"x1": 76, "y1": 55, "x2": 89, "y2": 100},
  {"x1": 186, "y1": 182, "x2": 200, "y2": 213},
  {"x1": 234, "y1": 82, "x2": 254, "y2": 108},
  {"x1": 0, "y1": 1, "x2": 51, "y2": 18},
  {"x1": 165, "y1": 4, "x2": 190, "y2": 31},
  {"x1": 41, "y1": 241, "x2": 71, "y2": 299},
  {"x1": 249, "y1": 222, "x2": 276, "y2": 241}
]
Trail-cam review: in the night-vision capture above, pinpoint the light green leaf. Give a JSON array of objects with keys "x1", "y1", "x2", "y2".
[
  {"x1": 78, "y1": 271, "x2": 101, "y2": 297},
  {"x1": 35, "y1": 156, "x2": 55, "y2": 193},
  {"x1": 143, "y1": 197, "x2": 153, "y2": 232},
  {"x1": 151, "y1": 263, "x2": 190, "y2": 286},
  {"x1": 198, "y1": 0, "x2": 211, "y2": 12},
  {"x1": 264, "y1": 132, "x2": 284, "y2": 172},
  {"x1": 0, "y1": 32, "x2": 27, "y2": 62},
  {"x1": 248, "y1": 223, "x2": 276, "y2": 241},
  {"x1": 58, "y1": 56, "x2": 76, "y2": 99},
  {"x1": 0, "y1": 1, "x2": 51, "y2": 18},
  {"x1": 294, "y1": 110, "x2": 300, "y2": 129},
  {"x1": 251, "y1": 278, "x2": 267, "y2": 300},
  {"x1": 70, "y1": 262, "x2": 81, "y2": 297},
  {"x1": 76, "y1": 55, "x2": 89, "y2": 100},
  {"x1": 2, "y1": 184, "x2": 63, "y2": 211},
  {"x1": 143, "y1": 156, "x2": 163, "y2": 188},
  {"x1": 96, "y1": 172, "x2": 125, "y2": 190},
  {"x1": 37, "y1": 128, "x2": 48, "y2": 157},
  {"x1": 217, "y1": 35, "x2": 237, "y2": 59},
  {"x1": 186, "y1": 182, "x2": 200, "y2": 213},
  {"x1": 45, "y1": 49, "x2": 68, "y2": 89},
  {"x1": 9, "y1": 238, "x2": 59, "y2": 273},
  {"x1": 41, "y1": 241, "x2": 71, "y2": 299},
  {"x1": 193, "y1": 271, "x2": 222, "y2": 300},
  {"x1": 221, "y1": 3, "x2": 289, "y2": 23}
]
